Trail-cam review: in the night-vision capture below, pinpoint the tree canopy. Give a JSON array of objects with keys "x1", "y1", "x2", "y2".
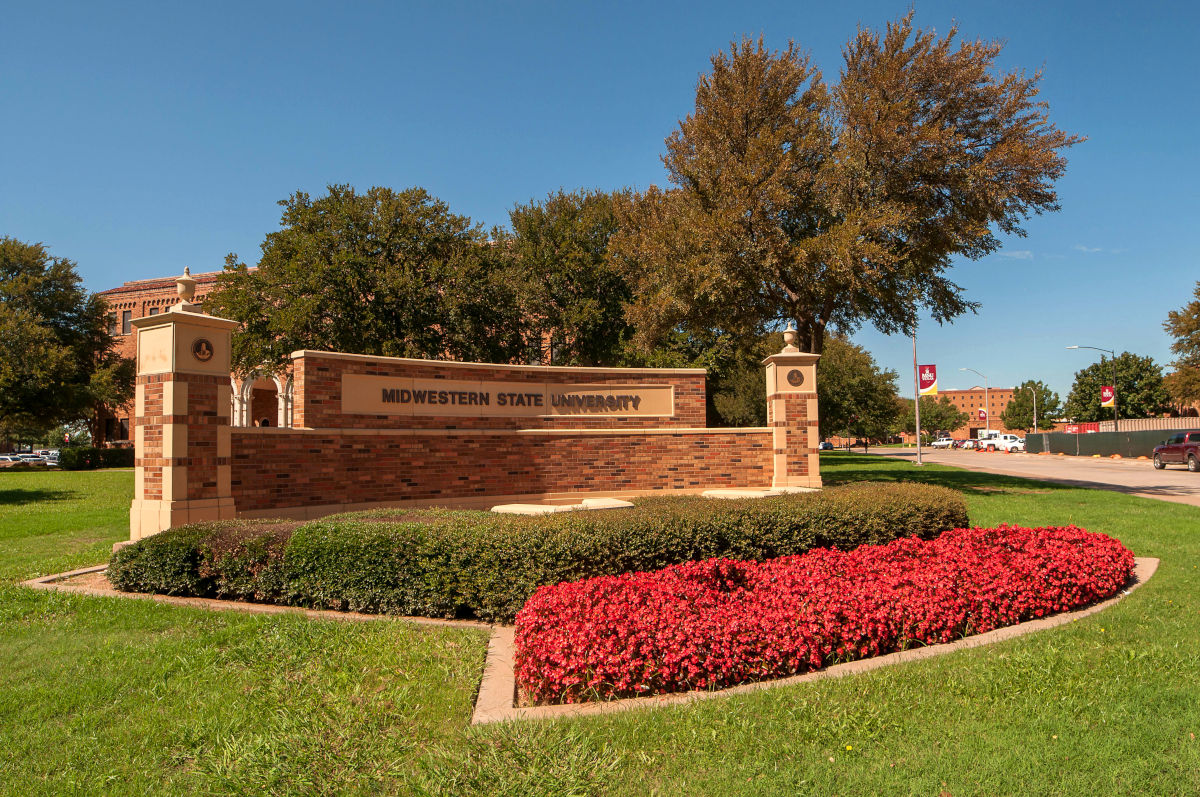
[
  {"x1": 205, "y1": 186, "x2": 530, "y2": 374},
  {"x1": 898, "y1": 395, "x2": 970, "y2": 437},
  {"x1": 1063, "y1": 351, "x2": 1169, "y2": 423},
  {"x1": 610, "y1": 14, "x2": 1080, "y2": 355},
  {"x1": 1000, "y1": 380, "x2": 1061, "y2": 432},
  {"x1": 816, "y1": 336, "x2": 900, "y2": 441},
  {"x1": 0, "y1": 237, "x2": 132, "y2": 440},
  {"x1": 1163, "y1": 283, "x2": 1200, "y2": 408},
  {"x1": 501, "y1": 189, "x2": 631, "y2": 366}
]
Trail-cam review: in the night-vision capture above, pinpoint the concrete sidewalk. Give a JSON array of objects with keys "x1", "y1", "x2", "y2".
[{"x1": 868, "y1": 448, "x2": 1200, "y2": 509}]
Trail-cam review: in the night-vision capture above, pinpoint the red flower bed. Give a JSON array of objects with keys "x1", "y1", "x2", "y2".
[{"x1": 514, "y1": 526, "x2": 1133, "y2": 704}]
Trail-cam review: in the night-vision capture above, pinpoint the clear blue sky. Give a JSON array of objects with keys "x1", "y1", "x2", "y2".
[{"x1": 3, "y1": 0, "x2": 1197, "y2": 398}]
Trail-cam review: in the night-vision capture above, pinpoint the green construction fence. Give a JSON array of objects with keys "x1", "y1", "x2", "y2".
[{"x1": 1024, "y1": 429, "x2": 1175, "y2": 458}]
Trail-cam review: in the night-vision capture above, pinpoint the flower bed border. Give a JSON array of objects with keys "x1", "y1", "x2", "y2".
[
  {"x1": 471, "y1": 556, "x2": 1158, "y2": 725},
  {"x1": 20, "y1": 558, "x2": 1159, "y2": 726}
]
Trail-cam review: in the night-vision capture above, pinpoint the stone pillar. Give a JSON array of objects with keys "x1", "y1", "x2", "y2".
[
  {"x1": 763, "y1": 325, "x2": 822, "y2": 490},
  {"x1": 128, "y1": 269, "x2": 239, "y2": 540}
]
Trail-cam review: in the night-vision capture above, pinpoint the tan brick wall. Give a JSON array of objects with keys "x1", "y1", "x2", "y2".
[{"x1": 293, "y1": 352, "x2": 707, "y2": 430}]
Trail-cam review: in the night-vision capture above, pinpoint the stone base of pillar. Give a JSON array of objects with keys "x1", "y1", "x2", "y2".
[{"x1": 129, "y1": 497, "x2": 237, "y2": 541}]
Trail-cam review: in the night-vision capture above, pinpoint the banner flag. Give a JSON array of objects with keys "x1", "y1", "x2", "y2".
[
  {"x1": 918, "y1": 364, "x2": 938, "y2": 396},
  {"x1": 977, "y1": 407, "x2": 988, "y2": 421},
  {"x1": 1100, "y1": 385, "x2": 1116, "y2": 407}
]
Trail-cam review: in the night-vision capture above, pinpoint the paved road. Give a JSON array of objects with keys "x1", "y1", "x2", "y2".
[{"x1": 867, "y1": 448, "x2": 1200, "y2": 508}]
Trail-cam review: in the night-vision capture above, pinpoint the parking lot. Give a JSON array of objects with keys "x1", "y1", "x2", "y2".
[{"x1": 871, "y1": 447, "x2": 1200, "y2": 508}]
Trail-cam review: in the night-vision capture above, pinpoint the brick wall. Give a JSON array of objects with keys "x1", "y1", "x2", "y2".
[{"x1": 230, "y1": 427, "x2": 772, "y2": 513}]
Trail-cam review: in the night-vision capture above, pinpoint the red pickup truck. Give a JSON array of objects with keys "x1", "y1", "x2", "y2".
[{"x1": 1152, "y1": 431, "x2": 1200, "y2": 471}]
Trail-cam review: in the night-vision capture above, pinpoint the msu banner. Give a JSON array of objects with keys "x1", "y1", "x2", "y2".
[
  {"x1": 918, "y1": 364, "x2": 938, "y2": 396},
  {"x1": 1100, "y1": 386, "x2": 1116, "y2": 408}
]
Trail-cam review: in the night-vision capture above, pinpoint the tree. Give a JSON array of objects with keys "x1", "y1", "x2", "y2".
[
  {"x1": 610, "y1": 15, "x2": 1080, "y2": 355},
  {"x1": 0, "y1": 237, "x2": 131, "y2": 442},
  {"x1": 1063, "y1": 352, "x2": 1169, "y2": 423},
  {"x1": 899, "y1": 396, "x2": 970, "y2": 437},
  {"x1": 816, "y1": 336, "x2": 900, "y2": 442},
  {"x1": 205, "y1": 185, "x2": 531, "y2": 374},
  {"x1": 1000, "y1": 380, "x2": 1060, "y2": 432},
  {"x1": 502, "y1": 189, "x2": 632, "y2": 366},
  {"x1": 1163, "y1": 282, "x2": 1200, "y2": 408}
]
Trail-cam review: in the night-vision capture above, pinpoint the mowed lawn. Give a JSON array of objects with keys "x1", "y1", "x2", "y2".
[{"x1": 1, "y1": 457, "x2": 1197, "y2": 796}]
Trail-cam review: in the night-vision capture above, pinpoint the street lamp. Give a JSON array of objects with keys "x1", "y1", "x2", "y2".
[
  {"x1": 1024, "y1": 384, "x2": 1039, "y2": 434},
  {"x1": 960, "y1": 367, "x2": 990, "y2": 434},
  {"x1": 1066, "y1": 345, "x2": 1119, "y2": 432}
]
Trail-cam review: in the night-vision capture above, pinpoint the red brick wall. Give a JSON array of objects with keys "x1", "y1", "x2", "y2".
[
  {"x1": 230, "y1": 428, "x2": 772, "y2": 512},
  {"x1": 293, "y1": 352, "x2": 708, "y2": 430}
]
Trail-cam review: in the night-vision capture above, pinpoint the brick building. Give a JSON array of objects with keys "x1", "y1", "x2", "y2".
[
  {"x1": 938, "y1": 386, "x2": 1019, "y2": 437},
  {"x1": 96, "y1": 269, "x2": 287, "y2": 445}
]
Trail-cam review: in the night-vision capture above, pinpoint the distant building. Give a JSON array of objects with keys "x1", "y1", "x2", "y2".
[{"x1": 939, "y1": 386, "x2": 1019, "y2": 437}]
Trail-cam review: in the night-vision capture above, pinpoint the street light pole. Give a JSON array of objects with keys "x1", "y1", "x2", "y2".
[
  {"x1": 960, "y1": 367, "x2": 990, "y2": 434},
  {"x1": 1025, "y1": 385, "x2": 1039, "y2": 434},
  {"x1": 913, "y1": 332, "x2": 923, "y2": 466},
  {"x1": 1067, "y1": 345, "x2": 1119, "y2": 432}
]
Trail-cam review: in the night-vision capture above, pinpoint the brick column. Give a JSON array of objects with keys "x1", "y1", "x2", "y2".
[
  {"x1": 129, "y1": 271, "x2": 239, "y2": 540},
  {"x1": 763, "y1": 327, "x2": 821, "y2": 489}
]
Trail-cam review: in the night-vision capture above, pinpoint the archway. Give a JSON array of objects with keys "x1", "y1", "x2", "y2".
[{"x1": 234, "y1": 370, "x2": 288, "y2": 427}]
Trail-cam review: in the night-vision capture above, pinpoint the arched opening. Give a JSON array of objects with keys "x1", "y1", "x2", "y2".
[
  {"x1": 234, "y1": 369, "x2": 289, "y2": 427},
  {"x1": 249, "y1": 377, "x2": 278, "y2": 426}
]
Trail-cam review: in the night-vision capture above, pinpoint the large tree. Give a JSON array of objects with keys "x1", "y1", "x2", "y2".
[
  {"x1": 1063, "y1": 351, "x2": 1169, "y2": 423},
  {"x1": 205, "y1": 185, "x2": 531, "y2": 374},
  {"x1": 1000, "y1": 379, "x2": 1061, "y2": 432},
  {"x1": 610, "y1": 15, "x2": 1080, "y2": 355},
  {"x1": 1163, "y1": 282, "x2": 1200, "y2": 408},
  {"x1": 817, "y1": 336, "x2": 900, "y2": 441},
  {"x1": 502, "y1": 189, "x2": 632, "y2": 366},
  {"x1": 0, "y1": 237, "x2": 131, "y2": 441}
]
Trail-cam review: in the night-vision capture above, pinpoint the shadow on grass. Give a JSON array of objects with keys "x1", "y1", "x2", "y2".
[
  {"x1": 0, "y1": 488, "x2": 75, "y2": 506},
  {"x1": 820, "y1": 453, "x2": 1070, "y2": 495}
]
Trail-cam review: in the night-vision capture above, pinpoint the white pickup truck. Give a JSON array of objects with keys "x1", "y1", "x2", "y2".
[{"x1": 978, "y1": 433, "x2": 1024, "y2": 452}]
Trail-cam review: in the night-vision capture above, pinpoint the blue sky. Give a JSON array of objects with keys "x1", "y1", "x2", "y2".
[{"x1": 3, "y1": 0, "x2": 1197, "y2": 398}]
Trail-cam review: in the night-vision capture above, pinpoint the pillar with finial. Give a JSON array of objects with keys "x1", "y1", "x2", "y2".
[
  {"x1": 126, "y1": 269, "x2": 239, "y2": 541},
  {"x1": 762, "y1": 321, "x2": 822, "y2": 490}
]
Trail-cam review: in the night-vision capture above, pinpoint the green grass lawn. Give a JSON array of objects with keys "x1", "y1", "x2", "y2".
[{"x1": 1, "y1": 458, "x2": 1198, "y2": 795}]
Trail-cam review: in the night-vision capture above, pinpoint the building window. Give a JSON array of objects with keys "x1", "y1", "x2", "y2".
[
  {"x1": 121, "y1": 310, "x2": 132, "y2": 335},
  {"x1": 110, "y1": 314, "x2": 120, "y2": 335},
  {"x1": 148, "y1": 306, "x2": 160, "y2": 316}
]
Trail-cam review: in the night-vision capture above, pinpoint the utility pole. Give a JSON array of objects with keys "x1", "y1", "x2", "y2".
[{"x1": 913, "y1": 332, "x2": 923, "y2": 466}]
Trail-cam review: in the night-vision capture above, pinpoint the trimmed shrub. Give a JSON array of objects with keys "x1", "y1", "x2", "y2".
[
  {"x1": 107, "y1": 482, "x2": 968, "y2": 622},
  {"x1": 514, "y1": 526, "x2": 1136, "y2": 703},
  {"x1": 58, "y1": 447, "x2": 133, "y2": 470}
]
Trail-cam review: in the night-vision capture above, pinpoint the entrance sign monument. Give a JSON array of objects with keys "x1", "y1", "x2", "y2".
[{"x1": 129, "y1": 272, "x2": 822, "y2": 540}]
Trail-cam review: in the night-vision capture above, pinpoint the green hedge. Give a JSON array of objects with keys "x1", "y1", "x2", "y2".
[
  {"x1": 59, "y1": 447, "x2": 134, "y2": 470},
  {"x1": 109, "y1": 482, "x2": 968, "y2": 623}
]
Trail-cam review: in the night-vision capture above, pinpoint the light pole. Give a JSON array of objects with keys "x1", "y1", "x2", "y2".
[
  {"x1": 960, "y1": 367, "x2": 990, "y2": 434},
  {"x1": 1024, "y1": 384, "x2": 1039, "y2": 434},
  {"x1": 1067, "y1": 345, "x2": 1119, "y2": 432}
]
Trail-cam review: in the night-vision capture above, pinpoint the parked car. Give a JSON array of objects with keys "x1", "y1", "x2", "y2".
[
  {"x1": 930, "y1": 437, "x2": 955, "y2": 449},
  {"x1": 1152, "y1": 431, "x2": 1200, "y2": 471},
  {"x1": 959, "y1": 439, "x2": 978, "y2": 450},
  {"x1": 16, "y1": 454, "x2": 47, "y2": 465},
  {"x1": 0, "y1": 455, "x2": 23, "y2": 467},
  {"x1": 818, "y1": 441, "x2": 834, "y2": 451}
]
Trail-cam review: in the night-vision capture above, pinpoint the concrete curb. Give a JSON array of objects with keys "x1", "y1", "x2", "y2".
[
  {"x1": 469, "y1": 557, "x2": 1158, "y2": 725},
  {"x1": 19, "y1": 567, "x2": 494, "y2": 631}
]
